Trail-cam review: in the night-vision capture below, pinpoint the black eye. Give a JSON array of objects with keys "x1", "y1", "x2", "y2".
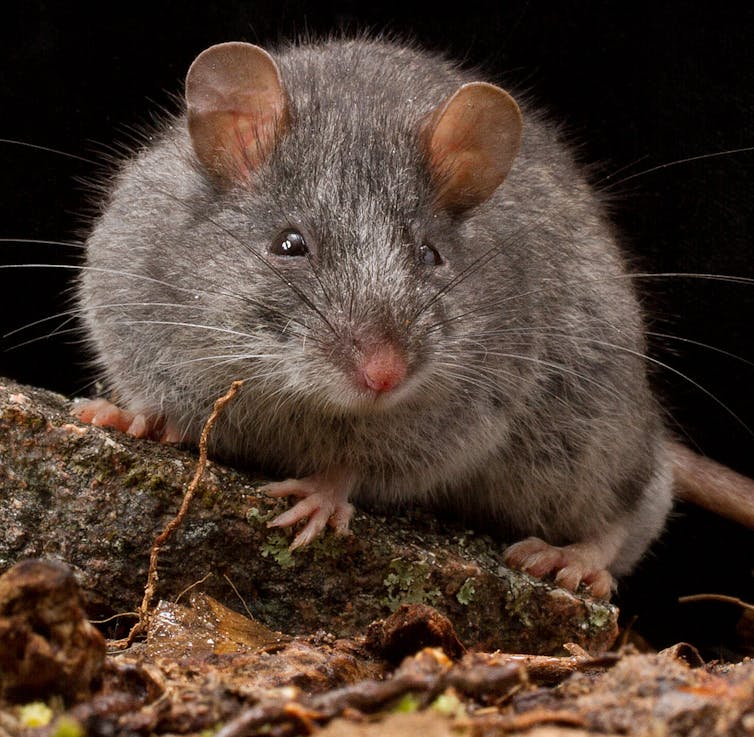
[
  {"x1": 271, "y1": 229, "x2": 309, "y2": 257},
  {"x1": 416, "y1": 243, "x2": 443, "y2": 266}
]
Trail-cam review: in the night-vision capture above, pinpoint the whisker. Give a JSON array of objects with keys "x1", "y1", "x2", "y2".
[
  {"x1": 0, "y1": 138, "x2": 98, "y2": 165},
  {"x1": 115, "y1": 319, "x2": 259, "y2": 341},
  {"x1": 424, "y1": 270, "x2": 754, "y2": 337},
  {"x1": 124, "y1": 172, "x2": 341, "y2": 338},
  {"x1": 4, "y1": 325, "x2": 84, "y2": 351},
  {"x1": 645, "y1": 331, "x2": 754, "y2": 368},
  {"x1": 464, "y1": 327, "x2": 753, "y2": 437},
  {"x1": 3, "y1": 300, "x2": 219, "y2": 339},
  {"x1": 165, "y1": 353, "x2": 286, "y2": 369},
  {"x1": 1, "y1": 263, "x2": 316, "y2": 336},
  {"x1": 476, "y1": 350, "x2": 623, "y2": 400},
  {"x1": 600, "y1": 146, "x2": 754, "y2": 191},
  {"x1": 0, "y1": 238, "x2": 85, "y2": 249}
]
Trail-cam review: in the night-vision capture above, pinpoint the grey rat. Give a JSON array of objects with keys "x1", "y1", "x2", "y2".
[{"x1": 73, "y1": 38, "x2": 754, "y2": 598}]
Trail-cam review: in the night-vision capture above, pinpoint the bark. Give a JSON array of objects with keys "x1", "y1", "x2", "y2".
[{"x1": 0, "y1": 377, "x2": 618, "y2": 654}]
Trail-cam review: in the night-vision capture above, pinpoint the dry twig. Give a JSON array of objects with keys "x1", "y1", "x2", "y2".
[{"x1": 113, "y1": 380, "x2": 244, "y2": 648}]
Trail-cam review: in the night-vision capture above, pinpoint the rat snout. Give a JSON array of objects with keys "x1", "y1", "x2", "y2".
[{"x1": 353, "y1": 340, "x2": 408, "y2": 394}]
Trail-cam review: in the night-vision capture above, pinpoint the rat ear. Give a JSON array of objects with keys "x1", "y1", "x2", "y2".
[
  {"x1": 185, "y1": 42, "x2": 288, "y2": 182},
  {"x1": 423, "y1": 82, "x2": 522, "y2": 212}
]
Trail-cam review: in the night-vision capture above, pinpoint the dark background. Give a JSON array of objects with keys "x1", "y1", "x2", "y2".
[{"x1": 2, "y1": 2, "x2": 752, "y2": 656}]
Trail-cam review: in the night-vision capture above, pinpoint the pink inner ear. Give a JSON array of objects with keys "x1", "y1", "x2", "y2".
[
  {"x1": 185, "y1": 42, "x2": 288, "y2": 183},
  {"x1": 424, "y1": 82, "x2": 522, "y2": 211}
]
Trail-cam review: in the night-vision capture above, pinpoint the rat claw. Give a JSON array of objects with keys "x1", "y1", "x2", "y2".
[
  {"x1": 329, "y1": 501, "x2": 355, "y2": 534},
  {"x1": 582, "y1": 569, "x2": 615, "y2": 599},
  {"x1": 259, "y1": 471, "x2": 355, "y2": 548},
  {"x1": 268, "y1": 496, "x2": 320, "y2": 529},
  {"x1": 504, "y1": 536, "x2": 615, "y2": 599},
  {"x1": 262, "y1": 480, "x2": 305, "y2": 499},
  {"x1": 72, "y1": 398, "x2": 135, "y2": 432},
  {"x1": 72, "y1": 398, "x2": 171, "y2": 442},
  {"x1": 553, "y1": 566, "x2": 584, "y2": 592},
  {"x1": 290, "y1": 507, "x2": 331, "y2": 550},
  {"x1": 126, "y1": 413, "x2": 151, "y2": 438}
]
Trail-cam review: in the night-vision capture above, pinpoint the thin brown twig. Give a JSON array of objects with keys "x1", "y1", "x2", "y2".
[
  {"x1": 112, "y1": 380, "x2": 244, "y2": 649},
  {"x1": 223, "y1": 572, "x2": 256, "y2": 621},
  {"x1": 678, "y1": 593, "x2": 754, "y2": 612},
  {"x1": 467, "y1": 708, "x2": 586, "y2": 733},
  {"x1": 174, "y1": 571, "x2": 214, "y2": 605}
]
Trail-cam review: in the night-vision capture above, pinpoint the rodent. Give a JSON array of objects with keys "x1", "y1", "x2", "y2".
[{"x1": 72, "y1": 38, "x2": 754, "y2": 598}]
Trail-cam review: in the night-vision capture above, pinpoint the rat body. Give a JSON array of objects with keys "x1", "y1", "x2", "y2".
[{"x1": 76, "y1": 38, "x2": 719, "y2": 596}]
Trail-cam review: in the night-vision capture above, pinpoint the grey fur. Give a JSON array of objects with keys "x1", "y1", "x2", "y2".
[{"x1": 79, "y1": 38, "x2": 674, "y2": 575}]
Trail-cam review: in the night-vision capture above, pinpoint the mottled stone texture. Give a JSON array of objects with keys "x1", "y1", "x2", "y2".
[{"x1": 0, "y1": 378, "x2": 618, "y2": 654}]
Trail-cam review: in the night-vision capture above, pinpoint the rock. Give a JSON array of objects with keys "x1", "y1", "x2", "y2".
[
  {"x1": 0, "y1": 558, "x2": 106, "y2": 703},
  {"x1": 0, "y1": 378, "x2": 618, "y2": 654}
]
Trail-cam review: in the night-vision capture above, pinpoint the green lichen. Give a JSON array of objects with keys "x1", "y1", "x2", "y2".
[
  {"x1": 247, "y1": 505, "x2": 276, "y2": 525},
  {"x1": 583, "y1": 599, "x2": 616, "y2": 631},
  {"x1": 260, "y1": 531, "x2": 295, "y2": 569},
  {"x1": 121, "y1": 465, "x2": 173, "y2": 495},
  {"x1": 382, "y1": 558, "x2": 441, "y2": 611},
  {"x1": 456, "y1": 577, "x2": 476, "y2": 605},
  {"x1": 502, "y1": 575, "x2": 536, "y2": 628},
  {"x1": 309, "y1": 530, "x2": 350, "y2": 561}
]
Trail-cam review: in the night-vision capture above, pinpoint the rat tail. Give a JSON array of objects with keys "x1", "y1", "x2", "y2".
[{"x1": 668, "y1": 439, "x2": 754, "y2": 529}]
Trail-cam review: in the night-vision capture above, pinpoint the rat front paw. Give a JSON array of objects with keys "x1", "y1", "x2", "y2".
[
  {"x1": 72, "y1": 398, "x2": 181, "y2": 443},
  {"x1": 503, "y1": 536, "x2": 615, "y2": 599},
  {"x1": 262, "y1": 472, "x2": 355, "y2": 550}
]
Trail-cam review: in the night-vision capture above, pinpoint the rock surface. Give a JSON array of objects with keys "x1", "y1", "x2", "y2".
[{"x1": 0, "y1": 378, "x2": 618, "y2": 654}]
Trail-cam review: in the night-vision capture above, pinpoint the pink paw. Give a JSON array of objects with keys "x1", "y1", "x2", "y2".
[
  {"x1": 261, "y1": 472, "x2": 355, "y2": 550},
  {"x1": 503, "y1": 536, "x2": 615, "y2": 599},
  {"x1": 71, "y1": 398, "x2": 181, "y2": 443}
]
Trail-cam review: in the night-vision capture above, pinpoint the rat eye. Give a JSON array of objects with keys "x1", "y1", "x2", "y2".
[
  {"x1": 416, "y1": 243, "x2": 443, "y2": 266},
  {"x1": 271, "y1": 229, "x2": 309, "y2": 257}
]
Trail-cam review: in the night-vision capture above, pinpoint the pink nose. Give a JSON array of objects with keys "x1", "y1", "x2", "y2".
[{"x1": 357, "y1": 343, "x2": 407, "y2": 394}]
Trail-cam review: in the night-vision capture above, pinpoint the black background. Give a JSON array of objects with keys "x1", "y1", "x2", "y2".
[{"x1": 1, "y1": 2, "x2": 752, "y2": 655}]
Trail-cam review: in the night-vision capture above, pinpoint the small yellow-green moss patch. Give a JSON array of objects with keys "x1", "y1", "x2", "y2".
[
  {"x1": 392, "y1": 692, "x2": 422, "y2": 713},
  {"x1": 52, "y1": 716, "x2": 84, "y2": 737},
  {"x1": 431, "y1": 690, "x2": 465, "y2": 718},
  {"x1": 19, "y1": 702, "x2": 53, "y2": 728}
]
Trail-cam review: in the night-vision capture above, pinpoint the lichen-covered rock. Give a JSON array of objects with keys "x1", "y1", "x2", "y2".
[{"x1": 0, "y1": 378, "x2": 618, "y2": 653}]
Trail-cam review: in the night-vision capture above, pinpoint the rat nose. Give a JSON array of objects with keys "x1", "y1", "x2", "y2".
[{"x1": 355, "y1": 341, "x2": 407, "y2": 394}]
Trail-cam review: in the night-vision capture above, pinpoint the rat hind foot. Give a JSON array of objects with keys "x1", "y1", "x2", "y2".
[
  {"x1": 262, "y1": 470, "x2": 355, "y2": 550},
  {"x1": 503, "y1": 536, "x2": 616, "y2": 599},
  {"x1": 72, "y1": 398, "x2": 181, "y2": 442}
]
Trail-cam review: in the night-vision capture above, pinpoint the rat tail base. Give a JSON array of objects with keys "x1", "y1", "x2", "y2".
[{"x1": 669, "y1": 439, "x2": 754, "y2": 529}]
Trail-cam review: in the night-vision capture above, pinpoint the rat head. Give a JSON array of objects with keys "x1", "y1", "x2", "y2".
[{"x1": 184, "y1": 41, "x2": 522, "y2": 414}]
